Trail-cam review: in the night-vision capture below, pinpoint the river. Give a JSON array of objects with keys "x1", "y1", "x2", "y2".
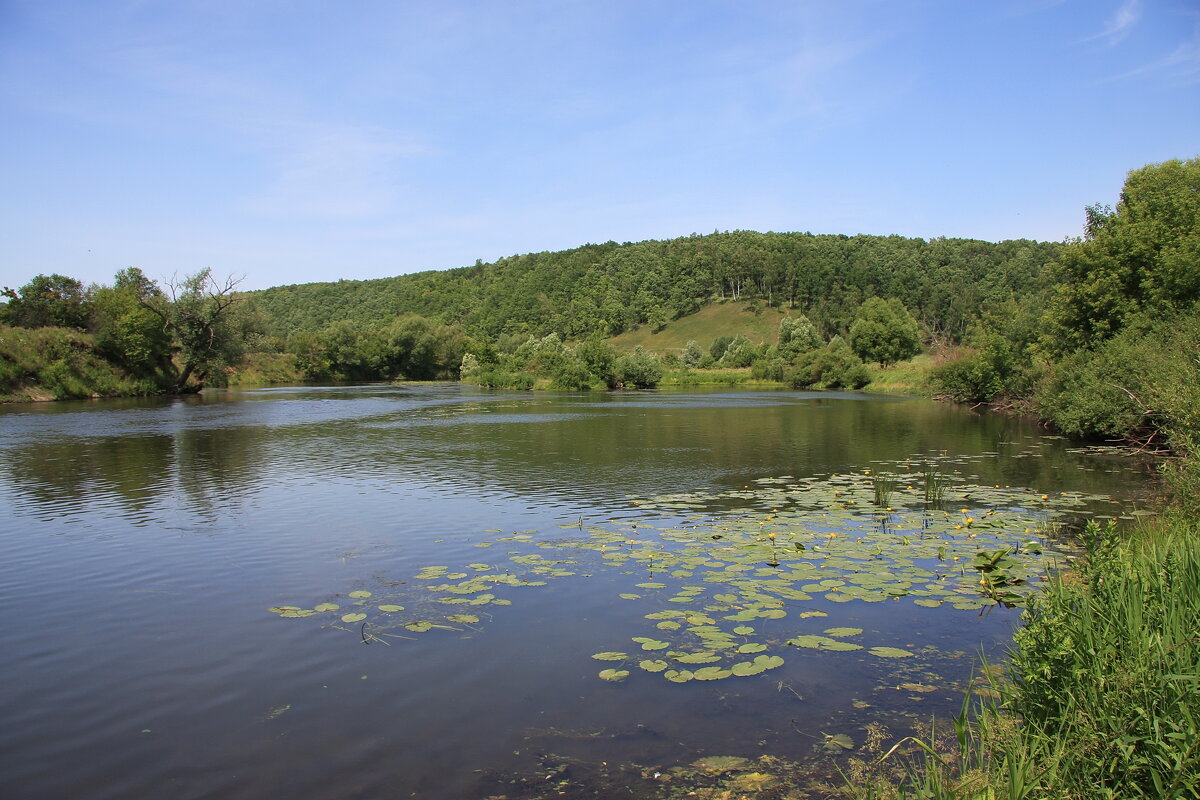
[{"x1": 0, "y1": 384, "x2": 1151, "y2": 799}]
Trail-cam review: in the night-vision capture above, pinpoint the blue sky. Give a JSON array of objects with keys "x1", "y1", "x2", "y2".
[{"x1": 2, "y1": 1, "x2": 1197, "y2": 292}]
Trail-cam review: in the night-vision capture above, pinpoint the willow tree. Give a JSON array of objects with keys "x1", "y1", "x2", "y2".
[{"x1": 136, "y1": 268, "x2": 244, "y2": 392}]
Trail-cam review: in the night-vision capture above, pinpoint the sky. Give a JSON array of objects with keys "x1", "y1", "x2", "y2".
[{"x1": 2, "y1": 1, "x2": 1198, "y2": 292}]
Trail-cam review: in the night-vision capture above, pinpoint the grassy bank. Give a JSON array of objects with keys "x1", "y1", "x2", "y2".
[
  {"x1": 846, "y1": 511, "x2": 1200, "y2": 799},
  {"x1": 0, "y1": 324, "x2": 163, "y2": 402},
  {"x1": 862, "y1": 353, "x2": 938, "y2": 396}
]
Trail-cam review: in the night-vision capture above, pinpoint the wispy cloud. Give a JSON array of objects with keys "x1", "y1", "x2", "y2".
[
  {"x1": 237, "y1": 122, "x2": 432, "y2": 219},
  {"x1": 1113, "y1": 35, "x2": 1200, "y2": 85},
  {"x1": 1080, "y1": 0, "x2": 1142, "y2": 45}
]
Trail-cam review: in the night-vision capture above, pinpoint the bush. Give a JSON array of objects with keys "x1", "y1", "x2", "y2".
[
  {"x1": 930, "y1": 350, "x2": 1005, "y2": 402},
  {"x1": 614, "y1": 347, "x2": 663, "y2": 389},
  {"x1": 550, "y1": 358, "x2": 594, "y2": 391},
  {"x1": 719, "y1": 336, "x2": 757, "y2": 367},
  {"x1": 786, "y1": 338, "x2": 870, "y2": 389},
  {"x1": 472, "y1": 368, "x2": 533, "y2": 390}
]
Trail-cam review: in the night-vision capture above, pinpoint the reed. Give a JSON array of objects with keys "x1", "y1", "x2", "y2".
[
  {"x1": 843, "y1": 518, "x2": 1200, "y2": 799},
  {"x1": 922, "y1": 462, "x2": 947, "y2": 507},
  {"x1": 872, "y1": 472, "x2": 897, "y2": 507}
]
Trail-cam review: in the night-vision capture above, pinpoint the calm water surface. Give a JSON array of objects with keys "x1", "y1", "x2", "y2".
[{"x1": 0, "y1": 385, "x2": 1150, "y2": 799}]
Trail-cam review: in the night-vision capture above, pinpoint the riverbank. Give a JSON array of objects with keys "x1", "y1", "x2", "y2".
[{"x1": 840, "y1": 504, "x2": 1200, "y2": 799}]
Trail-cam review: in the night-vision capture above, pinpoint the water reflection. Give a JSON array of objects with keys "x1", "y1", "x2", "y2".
[{"x1": 0, "y1": 386, "x2": 1149, "y2": 527}]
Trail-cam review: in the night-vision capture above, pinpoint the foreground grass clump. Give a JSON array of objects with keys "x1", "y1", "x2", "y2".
[{"x1": 848, "y1": 518, "x2": 1200, "y2": 799}]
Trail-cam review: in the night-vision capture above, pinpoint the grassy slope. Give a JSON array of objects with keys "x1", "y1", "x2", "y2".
[
  {"x1": 608, "y1": 302, "x2": 789, "y2": 354},
  {"x1": 0, "y1": 325, "x2": 169, "y2": 402}
]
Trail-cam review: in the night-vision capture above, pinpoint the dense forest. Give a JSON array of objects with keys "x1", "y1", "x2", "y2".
[{"x1": 250, "y1": 232, "x2": 1061, "y2": 342}]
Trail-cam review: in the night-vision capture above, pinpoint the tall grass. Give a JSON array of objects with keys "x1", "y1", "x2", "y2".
[
  {"x1": 923, "y1": 462, "x2": 947, "y2": 507},
  {"x1": 872, "y1": 472, "x2": 897, "y2": 507},
  {"x1": 844, "y1": 518, "x2": 1200, "y2": 799}
]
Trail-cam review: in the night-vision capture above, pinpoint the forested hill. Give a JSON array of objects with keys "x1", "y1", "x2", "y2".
[{"x1": 249, "y1": 231, "x2": 1062, "y2": 342}]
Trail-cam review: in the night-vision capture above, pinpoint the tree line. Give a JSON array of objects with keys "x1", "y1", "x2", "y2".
[{"x1": 249, "y1": 232, "x2": 1060, "y2": 343}]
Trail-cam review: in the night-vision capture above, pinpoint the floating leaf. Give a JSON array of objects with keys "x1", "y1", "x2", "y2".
[
  {"x1": 632, "y1": 637, "x2": 671, "y2": 651},
  {"x1": 899, "y1": 683, "x2": 937, "y2": 693},
  {"x1": 823, "y1": 627, "x2": 863, "y2": 637},
  {"x1": 639, "y1": 659, "x2": 669, "y2": 673},
  {"x1": 868, "y1": 646, "x2": 914, "y2": 658},
  {"x1": 313, "y1": 603, "x2": 340, "y2": 612},
  {"x1": 404, "y1": 621, "x2": 434, "y2": 632},
  {"x1": 377, "y1": 604, "x2": 404, "y2": 612},
  {"x1": 341, "y1": 613, "x2": 367, "y2": 623},
  {"x1": 347, "y1": 590, "x2": 372, "y2": 599},
  {"x1": 693, "y1": 666, "x2": 733, "y2": 681},
  {"x1": 598, "y1": 669, "x2": 629, "y2": 682},
  {"x1": 663, "y1": 669, "x2": 694, "y2": 683},
  {"x1": 592, "y1": 652, "x2": 628, "y2": 661},
  {"x1": 823, "y1": 733, "x2": 854, "y2": 752},
  {"x1": 446, "y1": 614, "x2": 479, "y2": 624}
]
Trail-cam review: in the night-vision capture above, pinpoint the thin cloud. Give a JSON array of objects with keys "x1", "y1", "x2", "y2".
[
  {"x1": 1080, "y1": 0, "x2": 1142, "y2": 45},
  {"x1": 1114, "y1": 39, "x2": 1200, "y2": 84}
]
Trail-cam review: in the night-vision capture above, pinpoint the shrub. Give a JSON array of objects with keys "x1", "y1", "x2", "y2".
[
  {"x1": 786, "y1": 338, "x2": 870, "y2": 389},
  {"x1": 614, "y1": 347, "x2": 663, "y2": 388}
]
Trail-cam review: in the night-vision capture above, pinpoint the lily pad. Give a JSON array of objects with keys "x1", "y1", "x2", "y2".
[
  {"x1": 377, "y1": 604, "x2": 404, "y2": 612},
  {"x1": 822, "y1": 733, "x2": 855, "y2": 752},
  {"x1": 347, "y1": 590, "x2": 372, "y2": 599},
  {"x1": 868, "y1": 646, "x2": 914, "y2": 658},
  {"x1": 341, "y1": 612, "x2": 367, "y2": 623},
  {"x1": 632, "y1": 637, "x2": 670, "y2": 651},
  {"x1": 591, "y1": 652, "x2": 628, "y2": 661},
  {"x1": 823, "y1": 627, "x2": 863, "y2": 637},
  {"x1": 598, "y1": 669, "x2": 630, "y2": 682}
]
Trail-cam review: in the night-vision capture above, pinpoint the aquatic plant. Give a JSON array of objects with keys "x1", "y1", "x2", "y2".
[
  {"x1": 268, "y1": 458, "x2": 1127, "y2": 687},
  {"x1": 846, "y1": 519, "x2": 1200, "y2": 799},
  {"x1": 922, "y1": 462, "x2": 947, "y2": 507},
  {"x1": 872, "y1": 472, "x2": 897, "y2": 508}
]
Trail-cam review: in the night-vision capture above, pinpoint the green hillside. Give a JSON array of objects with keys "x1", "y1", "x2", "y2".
[
  {"x1": 609, "y1": 301, "x2": 789, "y2": 354},
  {"x1": 248, "y1": 230, "x2": 1061, "y2": 345}
]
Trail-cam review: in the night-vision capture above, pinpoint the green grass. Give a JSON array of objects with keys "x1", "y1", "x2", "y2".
[
  {"x1": 608, "y1": 301, "x2": 790, "y2": 354},
  {"x1": 844, "y1": 515, "x2": 1200, "y2": 799},
  {"x1": 223, "y1": 352, "x2": 303, "y2": 386},
  {"x1": 659, "y1": 366, "x2": 783, "y2": 387},
  {"x1": 862, "y1": 353, "x2": 937, "y2": 396},
  {"x1": 0, "y1": 325, "x2": 163, "y2": 402}
]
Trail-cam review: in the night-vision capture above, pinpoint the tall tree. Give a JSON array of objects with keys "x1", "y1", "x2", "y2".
[
  {"x1": 1044, "y1": 157, "x2": 1200, "y2": 354},
  {"x1": 2, "y1": 273, "x2": 92, "y2": 329},
  {"x1": 136, "y1": 269, "x2": 244, "y2": 392},
  {"x1": 849, "y1": 297, "x2": 921, "y2": 366}
]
